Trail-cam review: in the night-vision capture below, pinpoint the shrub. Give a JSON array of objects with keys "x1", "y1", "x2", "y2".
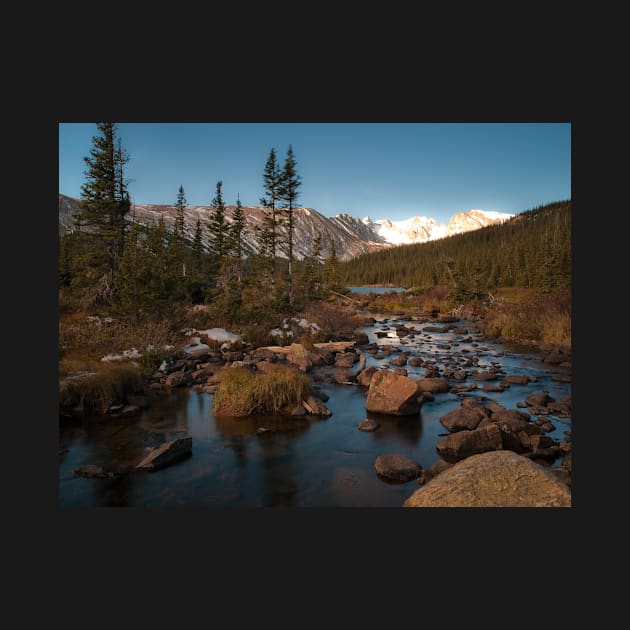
[{"x1": 213, "y1": 365, "x2": 312, "y2": 416}]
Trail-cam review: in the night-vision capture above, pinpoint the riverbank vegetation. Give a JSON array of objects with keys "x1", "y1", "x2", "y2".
[{"x1": 213, "y1": 365, "x2": 312, "y2": 416}]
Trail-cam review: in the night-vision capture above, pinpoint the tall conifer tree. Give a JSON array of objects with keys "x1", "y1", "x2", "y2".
[{"x1": 278, "y1": 145, "x2": 301, "y2": 307}]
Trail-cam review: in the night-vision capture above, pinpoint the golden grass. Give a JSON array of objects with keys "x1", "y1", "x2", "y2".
[
  {"x1": 59, "y1": 361, "x2": 144, "y2": 414},
  {"x1": 213, "y1": 365, "x2": 312, "y2": 416},
  {"x1": 481, "y1": 289, "x2": 571, "y2": 345}
]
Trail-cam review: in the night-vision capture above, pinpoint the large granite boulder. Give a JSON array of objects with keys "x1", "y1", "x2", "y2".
[
  {"x1": 366, "y1": 370, "x2": 423, "y2": 416},
  {"x1": 404, "y1": 450, "x2": 571, "y2": 507}
]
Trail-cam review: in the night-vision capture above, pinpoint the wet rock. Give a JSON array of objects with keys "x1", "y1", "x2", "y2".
[
  {"x1": 490, "y1": 409, "x2": 535, "y2": 433},
  {"x1": 302, "y1": 396, "x2": 333, "y2": 417},
  {"x1": 390, "y1": 352, "x2": 409, "y2": 366},
  {"x1": 149, "y1": 382, "x2": 164, "y2": 391},
  {"x1": 436, "y1": 423, "x2": 503, "y2": 463},
  {"x1": 471, "y1": 370, "x2": 496, "y2": 381},
  {"x1": 165, "y1": 371, "x2": 191, "y2": 388},
  {"x1": 358, "y1": 419, "x2": 380, "y2": 432},
  {"x1": 408, "y1": 357, "x2": 424, "y2": 367},
  {"x1": 375, "y1": 454, "x2": 422, "y2": 482},
  {"x1": 416, "y1": 377, "x2": 449, "y2": 394},
  {"x1": 73, "y1": 464, "x2": 113, "y2": 478},
  {"x1": 525, "y1": 392, "x2": 554, "y2": 407},
  {"x1": 439, "y1": 407, "x2": 486, "y2": 432},
  {"x1": 363, "y1": 317, "x2": 377, "y2": 326},
  {"x1": 453, "y1": 370, "x2": 468, "y2": 380},
  {"x1": 423, "y1": 367, "x2": 441, "y2": 379},
  {"x1": 191, "y1": 367, "x2": 214, "y2": 383},
  {"x1": 404, "y1": 450, "x2": 571, "y2": 507},
  {"x1": 136, "y1": 437, "x2": 192, "y2": 471},
  {"x1": 423, "y1": 326, "x2": 446, "y2": 333},
  {"x1": 357, "y1": 366, "x2": 379, "y2": 388},
  {"x1": 256, "y1": 427, "x2": 271, "y2": 435},
  {"x1": 484, "y1": 401, "x2": 506, "y2": 414},
  {"x1": 551, "y1": 374, "x2": 572, "y2": 383},
  {"x1": 421, "y1": 391, "x2": 435, "y2": 402},
  {"x1": 516, "y1": 402, "x2": 527, "y2": 408},
  {"x1": 333, "y1": 369, "x2": 357, "y2": 384},
  {"x1": 354, "y1": 332, "x2": 370, "y2": 345},
  {"x1": 366, "y1": 370, "x2": 423, "y2": 416},
  {"x1": 504, "y1": 375, "x2": 529, "y2": 385},
  {"x1": 541, "y1": 421, "x2": 556, "y2": 433},
  {"x1": 460, "y1": 398, "x2": 491, "y2": 413},
  {"x1": 335, "y1": 351, "x2": 358, "y2": 368},
  {"x1": 482, "y1": 384, "x2": 505, "y2": 393},
  {"x1": 393, "y1": 367, "x2": 408, "y2": 376}
]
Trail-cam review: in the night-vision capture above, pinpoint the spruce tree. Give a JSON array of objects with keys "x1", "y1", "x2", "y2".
[
  {"x1": 230, "y1": 194, "x2": 247, "y2": 287},
  {"x1": 256, "y1": 148, "x2": 283, "y2": 291},
  {"x1": 78, "y1": 123, "x2": 130, "y2": 292},
  {"x1": 172, "y1": 185, "x2": 187, "y2": 278},
  {"x1": 278, "y1": 145, "x2": 302, "y2": 307},
  {"x1": 207, "y1": 180, "x2": 231, "y2": 290}
]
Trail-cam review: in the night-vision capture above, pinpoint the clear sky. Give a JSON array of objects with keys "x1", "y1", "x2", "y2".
[{"x1": 59, "y1": 123, "x2": 571, "y2": 223}]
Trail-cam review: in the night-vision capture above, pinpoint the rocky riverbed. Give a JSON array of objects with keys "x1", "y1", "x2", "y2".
[{"x1": 58, "y1": 311, "x2": 571, "y2": 507}]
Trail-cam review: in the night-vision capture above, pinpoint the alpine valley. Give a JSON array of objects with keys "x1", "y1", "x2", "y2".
[{"x1": 59, "y1": 194, "x2": 512, "y2": 261}]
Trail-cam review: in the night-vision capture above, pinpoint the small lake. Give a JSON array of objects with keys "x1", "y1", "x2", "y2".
[
  {"x1": 348, "y1": 286, "x2": 406, "y2": 294},
  {"x1": 58, "y1": 315, "x2": 571, "y2": 507}
]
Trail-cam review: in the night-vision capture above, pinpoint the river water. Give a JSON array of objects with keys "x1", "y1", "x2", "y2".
[{"x1": 58, "y1": 314, "x2": 572, "y2": 507}]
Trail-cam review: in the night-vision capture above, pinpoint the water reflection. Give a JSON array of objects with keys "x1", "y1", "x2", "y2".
[{"x1": 366, "y1": 411, "x2": 424, "y2": 446}]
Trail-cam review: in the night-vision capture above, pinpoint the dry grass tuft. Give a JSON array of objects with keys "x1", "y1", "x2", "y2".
[{"x1": 213, "y1": 365, "x2": 312, "y2": 416}]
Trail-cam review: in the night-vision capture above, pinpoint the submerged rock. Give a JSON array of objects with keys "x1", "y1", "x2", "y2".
[
  {"x1": 358, "y1": 419, "x2": 380, "y2": 432},
  {"x1": 136, "y1": 437, "x2": 192, "y2": 471}
]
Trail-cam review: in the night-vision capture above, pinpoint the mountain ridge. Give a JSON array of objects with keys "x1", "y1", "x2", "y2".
[{"x1": 58, "y1": 194, "x2": 512, "y2": 261}]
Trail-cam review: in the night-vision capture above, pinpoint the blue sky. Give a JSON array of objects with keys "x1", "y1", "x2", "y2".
[{"x1": 59, "y1": 123, "x2": 571, "y2": 223}]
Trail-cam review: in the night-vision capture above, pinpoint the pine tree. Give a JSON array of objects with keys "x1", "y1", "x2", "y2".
[
  {"x1": 207, "y1": 180, "x2": 231, "y2": 291},
  {"x1": 172, "y1": 185, "x2": 187, "y2": 278},
  {"x1": 278, "y1": 145, "x2": 302, "y2": 307},
  {"x1": 323, "y1": 237, "x2": 340, "y2": 292},
  {"x1": 191, "y1": 216, "x2": 204, "y2": 278},
  {"x1": 78, "y1": 123, "x2": 130, "y2": 294},
  {"x1": 259, "y1": 149, "x2": 282, "y2": 278},
  {"x1": 300, "y1": 230, "x2": 323, "y2": 300},
  {"x1": 230, "y1": 194, "x2": 247, "y2": 287}
]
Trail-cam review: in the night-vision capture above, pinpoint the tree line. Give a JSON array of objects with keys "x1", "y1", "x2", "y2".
[
  {"x1": 59, "y1": 123, "x2": 343, "y2": 319},
  {"x1": 338, "y1": 200, "x2": 571, "y2": 298}
]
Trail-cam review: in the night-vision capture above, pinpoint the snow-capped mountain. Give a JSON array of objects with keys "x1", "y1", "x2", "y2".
[
  {"x1": 362, "y1": 209, "x2": 513, "y2": 245},
  {"x1": 58, "y1": 194, "x2": 513, "y2": 261}
]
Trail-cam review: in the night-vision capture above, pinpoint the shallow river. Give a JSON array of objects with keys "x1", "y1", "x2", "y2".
[{"x1": 58, "y1": 315, "x2": 572, "y2": 507}]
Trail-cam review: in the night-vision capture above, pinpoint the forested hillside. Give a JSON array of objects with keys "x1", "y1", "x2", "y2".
[{"x1": 339, "y1": 200, "x2": 571, "y2": 294}]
